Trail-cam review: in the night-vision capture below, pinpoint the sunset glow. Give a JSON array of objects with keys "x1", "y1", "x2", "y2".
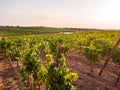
[{"x1": 0, "y1": 0, "x2": 120, "y2": 29}]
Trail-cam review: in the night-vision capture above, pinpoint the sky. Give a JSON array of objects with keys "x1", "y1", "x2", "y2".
[{"x1": 0, "y1": 0, "x2": 120, "y2": 29}]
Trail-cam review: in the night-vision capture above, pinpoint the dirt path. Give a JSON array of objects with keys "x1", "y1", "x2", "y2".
[
  {"x1": 66, "y1": 51, "x2": 120, "y2": 90},
  {"x1": 0, "y1": 54, "x2": 20, "y2": 90}
]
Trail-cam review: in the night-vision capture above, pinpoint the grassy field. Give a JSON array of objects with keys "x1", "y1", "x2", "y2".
[
  {"x1": 0, "y1": 26, "x2": 119, "y2": 37},
  {"x1": 0, "y1": 26, "x2": 73, "y2": 36}
]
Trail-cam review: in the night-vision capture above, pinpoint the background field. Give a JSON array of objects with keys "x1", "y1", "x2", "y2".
[
  {"x1": 1, "y1": 26, "x2": 119, "y2": 36},
  {"x1": 0, "y1": 26, "x2": 73, "y2": 36}
]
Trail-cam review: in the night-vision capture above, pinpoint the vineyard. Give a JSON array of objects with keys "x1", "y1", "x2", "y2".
[{"x1": 0, "y1": 31, "x2": 120, "y2": 90}]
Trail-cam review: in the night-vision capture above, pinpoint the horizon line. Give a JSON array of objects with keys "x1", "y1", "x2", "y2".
[{"x1": 0, "y1": 25, "x2": 120, "y2": 30}]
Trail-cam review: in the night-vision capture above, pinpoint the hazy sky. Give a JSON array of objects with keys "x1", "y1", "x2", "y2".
[{"x1": 0, "y1": 0, "x2": 120, "y2": 29}]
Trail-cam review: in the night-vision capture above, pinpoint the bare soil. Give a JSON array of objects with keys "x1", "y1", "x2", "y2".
[
  {"x1": 0, "y1": 50, "x2": 120, "y2": 90},
  {"x1": 66, "y1": 51, "x2": 120, "y2": 90},
  {"x1": 0, "y1": 54, "x2": 21, "y2": 90}
]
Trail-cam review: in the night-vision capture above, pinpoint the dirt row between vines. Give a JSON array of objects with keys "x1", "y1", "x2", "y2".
[
  {"x1": 67, "y1": 51, "x2": 120, "y2": 90},
  {"x1": 0, "y1": 54, "x2": 20, "y2": 90},
  {"x1": 0, "y1": 51, "x2": 120, "y2": 90}
]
